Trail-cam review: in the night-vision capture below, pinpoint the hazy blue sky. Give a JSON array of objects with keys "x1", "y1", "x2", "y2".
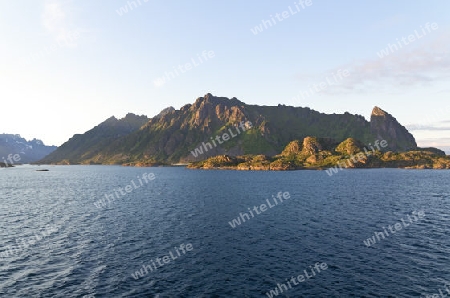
[{"x1": 1, "y1": 0, "x2": 449, "y2": 151}]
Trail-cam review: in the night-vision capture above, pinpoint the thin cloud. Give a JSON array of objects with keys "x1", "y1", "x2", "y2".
[
  {"x1": 407, "y1": 115, "x2": 450, "y2": 131},
  {"x1": 417, "y1": 138, "x2": 450, "y2": 147},
  {"x1": 42, "y1": 0, "x2": 78, "y2": 46},
  {"x1": 417, "y1": 138, "x2": 450, "y2": 154},
  {"x1": 298, "y1": 31, "x2": 450, "y2": 95},
  {"x1": 408, "y1": 125, "x2": 450, "y2": 131},
  {"x1": 344, "y1": 39, "x2": 450, "y2": 91},
  {"x1": 406, "y1": 117, "x2": 450, "y2": 131}
]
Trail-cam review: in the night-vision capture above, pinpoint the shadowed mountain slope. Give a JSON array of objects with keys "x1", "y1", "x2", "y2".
[{"x1": 38, "y1": 94, "x2": 420, "y2": 165}]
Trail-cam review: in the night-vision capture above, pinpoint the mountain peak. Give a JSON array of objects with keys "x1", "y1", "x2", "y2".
[
  {"x1": 194, "y1": 93, "x2": 244, "y2": 107},
  {"x1": 195, "y1": 93, "x2": 219, "y2": 105},
  {"x1": 372, "y1": 106, "x2": 387, "y2": 117},
  {"x1": 154, "y1": 107, "x2": 175, "y2": 119},
  {"x1": 370, "y1": 106, "x2": 417, "y2": 151},
  {"x1": 101, "y1": 116, "x2": 118, "y2": 125},
  {"x1": 204, "y1": 93, "x2": 214, "y2": 100}
]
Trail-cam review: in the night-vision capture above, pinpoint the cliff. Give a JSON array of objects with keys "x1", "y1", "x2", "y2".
[{"x1": 370, "y1": 107, "x2": 417, "y2": 151}]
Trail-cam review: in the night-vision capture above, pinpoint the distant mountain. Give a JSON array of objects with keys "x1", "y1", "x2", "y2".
[
  {"x1": 38, "y1": 93, "x2": 421, "y2": 165},
  {"x1": 0, "y1": 134, "x2": 57, "y2": 164}
]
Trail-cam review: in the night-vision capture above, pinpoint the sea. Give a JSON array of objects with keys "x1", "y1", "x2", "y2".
[{"x1": 0, "y1": 165, "x2": 449, "y2": 297}]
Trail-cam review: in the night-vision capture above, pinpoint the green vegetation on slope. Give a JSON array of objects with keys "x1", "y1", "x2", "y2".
[{"x1": 38, "y1": 94, "x2": 420, "y2": 166}]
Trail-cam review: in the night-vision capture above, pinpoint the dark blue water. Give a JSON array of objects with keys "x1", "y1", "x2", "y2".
[{"x1": 0, "y1": 165, "x2": 449, "y2": 297}]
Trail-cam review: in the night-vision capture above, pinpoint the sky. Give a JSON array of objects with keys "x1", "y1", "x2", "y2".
[{"x1": 1, "y1": 0, "x2": 449, "y2": 152}]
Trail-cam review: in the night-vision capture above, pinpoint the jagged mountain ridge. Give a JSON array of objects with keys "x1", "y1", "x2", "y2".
[
  {"x1": 39, "y1": 93, "x2": 419, "y2": 165},
  {"x1": 39, "y1": 113, "x2": 149, "y2": 164},
  {"x1": 0, "y1": 134, "x2": 57, "y2": 164}
]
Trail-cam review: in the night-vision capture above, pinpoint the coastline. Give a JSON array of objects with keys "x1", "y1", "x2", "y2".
[{"x1": 26, "y1": 163, "x2": 450, "y2": 171}]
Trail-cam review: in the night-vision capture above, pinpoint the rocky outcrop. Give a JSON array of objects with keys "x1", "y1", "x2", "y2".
[
  {"x1": 335, "y1": 138, "x2": 365, "y2": 155},
  {"x1": 281, "y1": 140, "x2": 302, "y2": 156},
  {"x1": 370, "y1": 107, "x2": 417, "y2": 151},
  {"x1": 301, "y1": 137, "x2": 323, "y2": 155},
  {"x1": 189, "y1": 136, "x2": 450, "y2": 171}
]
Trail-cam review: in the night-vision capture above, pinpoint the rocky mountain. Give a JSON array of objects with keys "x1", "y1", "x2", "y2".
[
  {"x1": 370, "y1": 107, "x2": 417, "y2": 151},
  {"x1": 154, "y1": 106, "x2": 175, "y2": 119},
  {"x1": 38, "y1": 93, "x2": 422, "y2": 165},
  {"x1": 39, "y1": 113, "x2": 149, "y2": 164},
  {"x1": 0, "y1": 134, "x2": 57, "y2": 164}
]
